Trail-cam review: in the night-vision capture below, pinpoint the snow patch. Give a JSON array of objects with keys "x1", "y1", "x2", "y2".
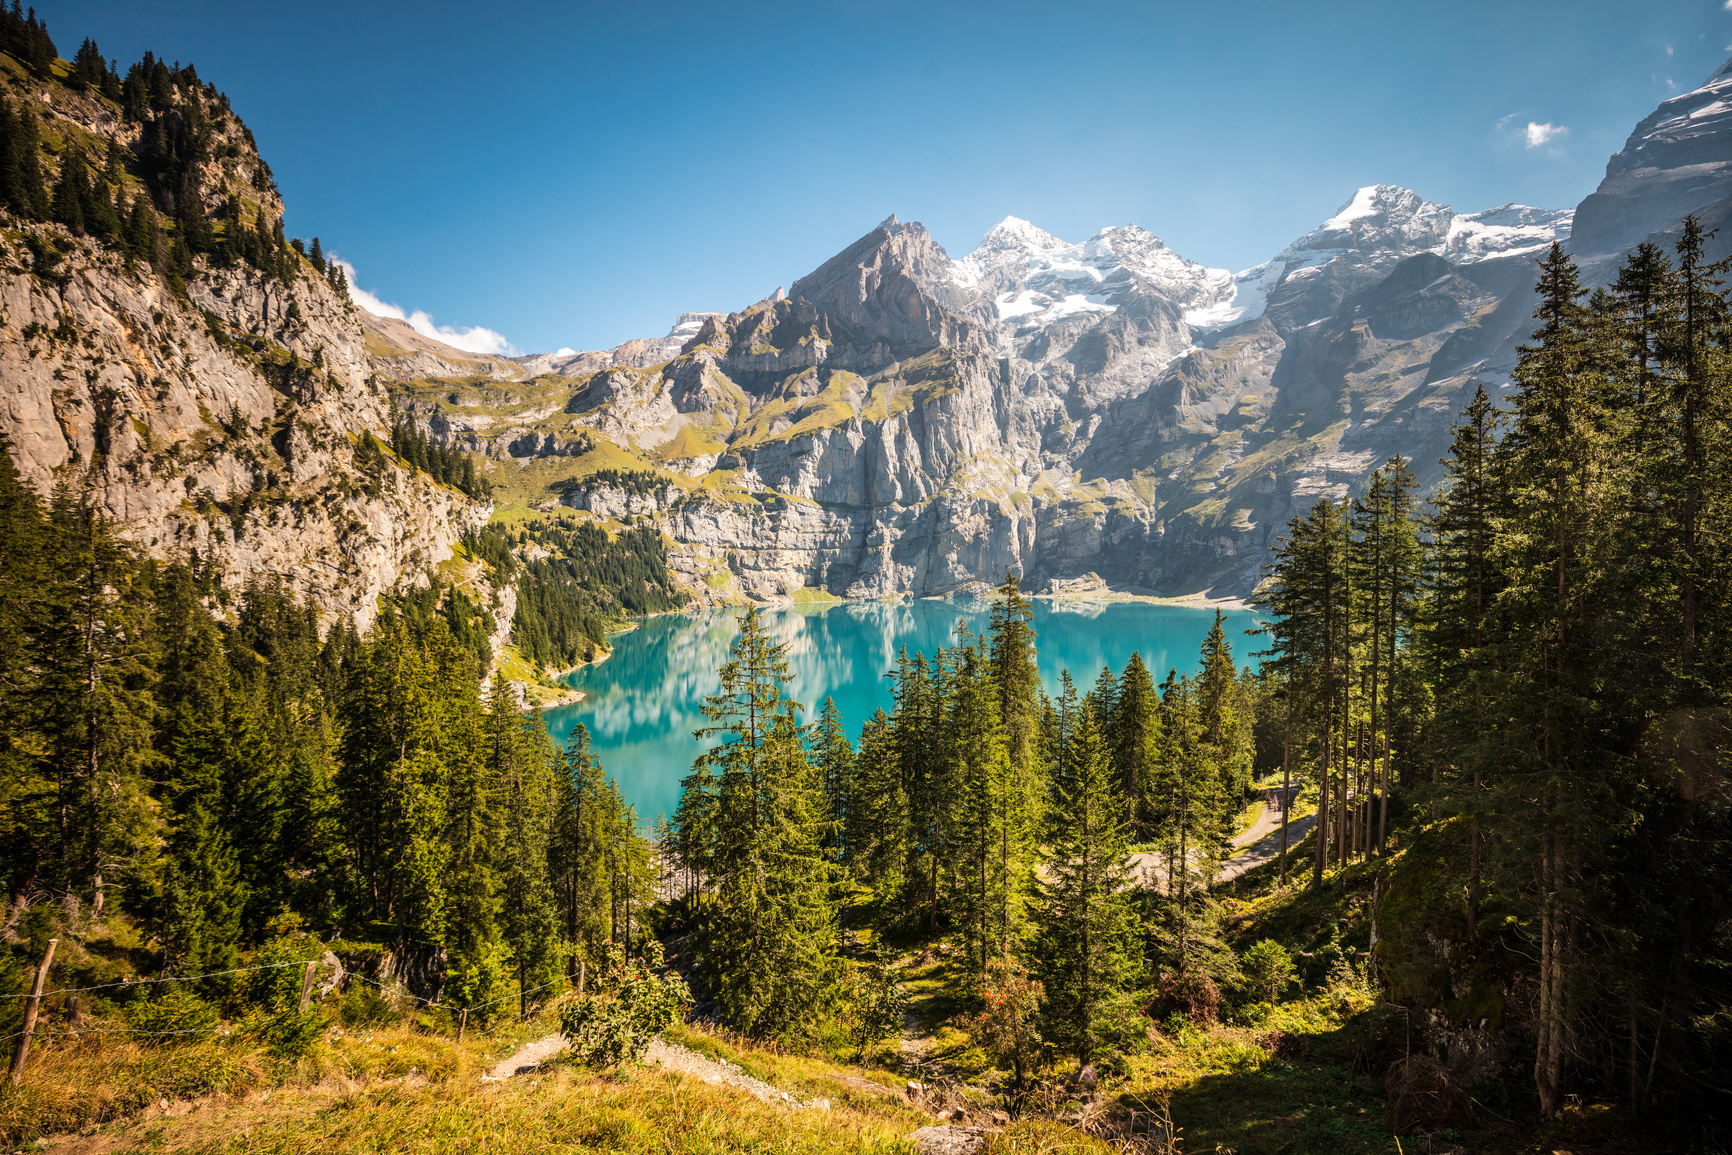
[{"x1": 1322, "y1": 186, "x2": 1382, "y2": 230}]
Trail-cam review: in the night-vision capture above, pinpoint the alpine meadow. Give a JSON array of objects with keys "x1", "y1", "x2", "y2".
[{"x1": 3, "y1": 4, "x2": 1732, "y2": 1154}]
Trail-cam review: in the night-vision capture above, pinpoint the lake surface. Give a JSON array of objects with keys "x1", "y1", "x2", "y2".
[{"x1": 543, "y1": 599, "x2": 1263, "y2": 825}]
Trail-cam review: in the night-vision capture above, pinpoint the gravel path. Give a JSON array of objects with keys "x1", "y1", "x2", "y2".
[
  {"x1": 1129, "y1": 809, "x2": 1317, "y2": 892},
  {"x1": 482, "y1": 1033, "x2": 570, "y2": 1081},
  {"x1": 645, "y1": 1038, "x2": 828, "y2": 1108}
]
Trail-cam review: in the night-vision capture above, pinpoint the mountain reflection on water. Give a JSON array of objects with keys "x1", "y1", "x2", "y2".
[{"x1": 543, "y1": 598, "x2": 1261, "y2": 826}]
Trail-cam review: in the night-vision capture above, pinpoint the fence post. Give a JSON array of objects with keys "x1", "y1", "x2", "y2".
[
  {"x1": 298, "y1": 960, "x2": 318, "y2": 1013},
  {"x1": 8, "y1": 938, "x2": 57, "y2": 1085}
]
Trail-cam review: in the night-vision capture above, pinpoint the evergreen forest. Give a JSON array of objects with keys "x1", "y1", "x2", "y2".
[{"x1": 0, "y1": 440, "x2": 658, "y2": 1040}]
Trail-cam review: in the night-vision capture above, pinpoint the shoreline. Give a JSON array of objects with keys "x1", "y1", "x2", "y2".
[{"x1": 672, "y1": 588, "x2": 1254, "y2": 615}]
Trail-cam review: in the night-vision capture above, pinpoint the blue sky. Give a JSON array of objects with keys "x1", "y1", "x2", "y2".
[{"x1": 45, "y1": 0, "x2": 1732, "y2": 355}]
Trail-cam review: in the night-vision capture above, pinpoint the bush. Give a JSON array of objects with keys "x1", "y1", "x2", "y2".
[
  {"x1": 246, "y1": 933, "x2": 326, "y2": 1013},
  {"x1": 838, "y1": 961, "x2": 908, "y2": 1060},
  {"x1": 123, "y1": 986, "x2": 220, "y2": 1042},
  {"x1": 1157, "y1": 969, "x2": 1222, "y2": 1023},
  {"x1": 558, "y1": 943, "x2": 691, "y2": 1067},
  {"x1": 333, "y1": 979, "x2": 398, "y2": 1027},
  {"x1": 959, "y1": 958, "x2": 1043, "y2": 1089},
  {"x1": 1240, "y1": 939, "x2": 1296, "y2": 1004},
  {"x1": 243, "y1": 1005, "x2": 324, "y2": 1060}
]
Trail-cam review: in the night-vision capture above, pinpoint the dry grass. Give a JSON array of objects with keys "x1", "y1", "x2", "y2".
[{"x1": 6, "y1": 1012, "x2": 939, "y2": 1155}]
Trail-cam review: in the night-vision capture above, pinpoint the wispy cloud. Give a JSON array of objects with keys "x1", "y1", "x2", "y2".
[
  {"x1": 1525, "y1": 121, "x2": 1568, "y2": 148},
  {"x1": 332, "y1": 258, "x2": 518, "y2": 357}
]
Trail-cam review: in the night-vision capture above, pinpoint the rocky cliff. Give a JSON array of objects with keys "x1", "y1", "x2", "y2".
[{"x1": 0, "y1": 52, "x2": 490, "y2": 631}]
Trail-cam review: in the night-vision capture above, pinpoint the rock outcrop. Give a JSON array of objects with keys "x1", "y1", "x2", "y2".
[{"x1": 0, "y1": 64, "x2": 488, "y2": 631}]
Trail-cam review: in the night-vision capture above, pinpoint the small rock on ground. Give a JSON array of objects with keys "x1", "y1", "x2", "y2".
[{"x1": 909, "y1": 1124, "x2": 1000, "y2": 1155}]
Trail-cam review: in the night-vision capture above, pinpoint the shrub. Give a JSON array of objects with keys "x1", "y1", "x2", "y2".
[
  {"x1": 243, "y1": 1006, "x2": 324, "y2": 1060},
  {"x1": 838, "y1": 961, "x2": 908, "y2": 1060},
  {"x1": 959, "y1": 958, "x2": 1043, "y2": 1089},
  {"x1": 1240, "y1": 939, "x2": 1296, "y2": 1004},
  {"x1": 333, "y1": 979, "x2": 398, "y2": 1027},
  {"x1": 123, "y1": 986, "x2": 220, "y2": 1042},
  {"x1": 558, "y1": 943, "x2": 691, "y2": 1067},
  {"x1": 1157, "y1": 969, "x2": 1222, "y2": 1023}
]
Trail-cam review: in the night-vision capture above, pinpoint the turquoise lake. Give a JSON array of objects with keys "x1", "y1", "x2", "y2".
[{"x1": 542, "y1": 599, "x2": 1263, "y2": 826}]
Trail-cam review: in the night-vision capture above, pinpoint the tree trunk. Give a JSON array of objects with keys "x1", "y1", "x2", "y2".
[{"x1": 1279, "y1": 681, "x2": 1293, "y2": 882}]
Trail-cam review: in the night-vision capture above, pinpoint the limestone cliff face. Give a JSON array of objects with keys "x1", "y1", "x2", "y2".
[
  {"x1": 0, "y1": 224, "x2": 487, "y2": 629},
  {"x1": 394, "y1": 209, "x2": 1557, "y2": 601},
  {"x1": 0, "y1": 57, "x2": 488, "y2": 630}
]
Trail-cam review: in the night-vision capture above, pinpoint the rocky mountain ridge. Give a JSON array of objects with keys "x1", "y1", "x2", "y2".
[
  {"x1": 389, "y1": 185, "x2": 1581, "y2": 601},
  {"x1": 388, "y1": 62, "x2": 1732, "y2": 603},
  {"x1": 40, "y1": 42, "x2": 1705, "y2": 612}
]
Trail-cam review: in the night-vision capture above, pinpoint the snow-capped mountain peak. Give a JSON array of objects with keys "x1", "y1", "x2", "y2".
[
  {"x1": 1189, "y1": 185, "x2": 1571, "y2": 332},
  {"x1": 951, "y1": 217, "x2": 1234, "y2": 339}
]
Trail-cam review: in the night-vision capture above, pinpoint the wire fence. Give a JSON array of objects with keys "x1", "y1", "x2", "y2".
[
  {"x1": 1, "y1": 959, "x2": 307, "y2": 998},
  {"x1": 3, "y1": 956, "x2": 576, "y2": 1045}
]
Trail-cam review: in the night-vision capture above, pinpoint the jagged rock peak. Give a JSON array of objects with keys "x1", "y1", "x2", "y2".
[
  {"x1": 977, "y1": 216, "x2": 1069, "y2": 251},
  {"x1": 1605, "y1": 56, "x2": 1732, "y2": 179},
  {"x1": 787, "y1": 216, "x2": 973, "y2": 362},
  {"x1": 1200, "y1": 184, "x2": 1571, "y2": 332}
]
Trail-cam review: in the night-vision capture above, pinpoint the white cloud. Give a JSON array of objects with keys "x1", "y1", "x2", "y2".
[
  {"x1": 1525, "y1": 121, "x2": 1568, "y2": 148},
  {"x1": 331, "y1": 257, "x2": 518, "y2": 357},
  {"x1": 1724, "y1": 0, "x2": 1731, "y2": 12},
  {"x1": 555, "y1": 347, "x2": 577, "y2": 356},
  {"x1": 1668, "y1": 44, "x2": 1675, "y2": 55}
]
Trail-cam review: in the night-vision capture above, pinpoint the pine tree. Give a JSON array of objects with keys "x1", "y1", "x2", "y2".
[
  {"x1": 498, "y1": 693, "x2": 562, "y2": 1017},
  {"x1": 988, "y1": 570, "x2": 1041, "y2": 781},
  {"x1": 1350, "y1": 456, "x2": 1420, "y2": 856},
  {"x1": 951, "y1": 635, "x2": 1030, "y2": 975},
  {"x1": 0, "y1": 431, "x2": 47, "y2": 894},
  {"x1": 33, "y1": 489, "x2": 161, "y2": 915},
  {"x1": 1494, "y1": 242, "x2": 1619, "y2": 1118},
  {"x1": 1034, "y1": 705, "x2": 1144, "y2": 1061},
  {"x1": 1426, "y1": 386, "x2": 1507, "y2": 927},
  {"x1": 845, "y1": 706, "x2": 904, "y2": 899},
  {"x1": 1197, "y1": 610, "x2": 1250, "y2": 804},
  {"x1": 810, "y1": 695, "x2": 855, "y2": 860},
  {"x1": 0, "y1": 97, "x2": 48, "y2": 219},
  {"x1": 336, "y1": 613, "x2": 461, "y2": 961},
  {"x1": 1256, "y1": 498, "x2": 1351, "y2": 886},
  {"x1": 687, "y1": 607, "x2": 835, "y2": 1038},
  {"x1": 552, "y1": 723, "x2": 613, "y2": 979},
  {"x1": 1107, "y1": 652, "x2": 1161, "y2": 838},
  {"x1": 50, "y1": 150, "x2": 88, "y2": 234}
]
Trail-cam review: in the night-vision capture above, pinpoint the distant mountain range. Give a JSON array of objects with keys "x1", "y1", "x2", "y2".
[
  {"x1": 377, "y1": 60, "x2": 1732, "y2": 601},
  {"x1": 6, "y1": 38, "x2": 1728, "y2": 618}
]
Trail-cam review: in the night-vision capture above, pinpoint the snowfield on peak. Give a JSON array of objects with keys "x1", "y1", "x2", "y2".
[
  {"x1": 933, "y1": 188, "x2": 1570, "y2": 343},
  {"x1": 949, "y1": 216, "x2": 1234, "y2": 345},
  {"x1": 1193, "y1": 185, "x2": 1571, "y2": 332}
]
